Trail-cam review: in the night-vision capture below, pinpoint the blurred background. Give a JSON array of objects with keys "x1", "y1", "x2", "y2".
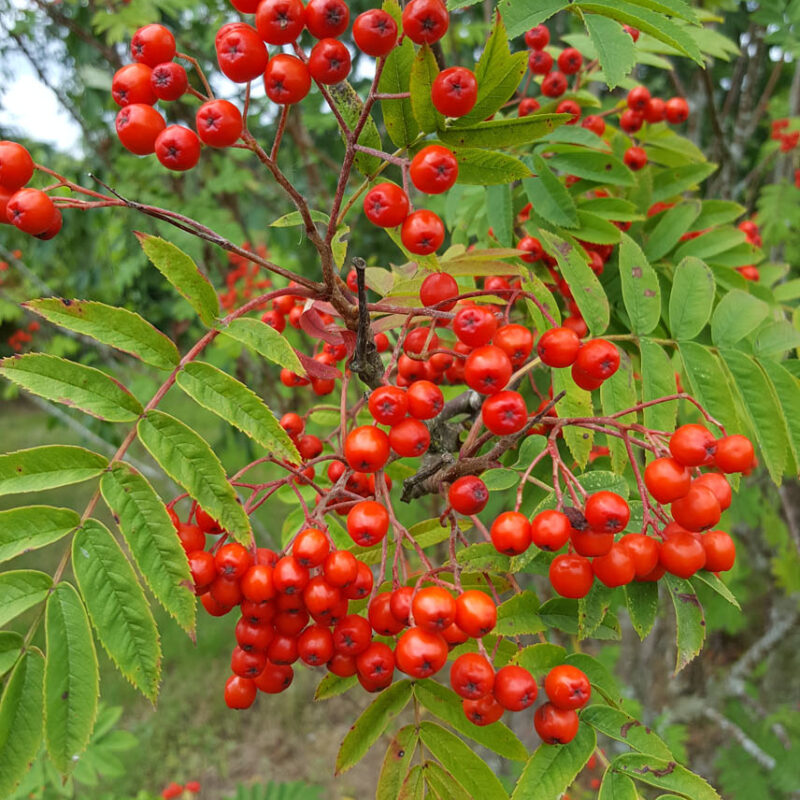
[{"x1": 0, "y1": 1, "x2": 799, "y2": 798}]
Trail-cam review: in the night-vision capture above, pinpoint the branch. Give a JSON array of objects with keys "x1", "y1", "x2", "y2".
[{"x1": 348, "y1": 257, "x2": 384, "y2": 389}]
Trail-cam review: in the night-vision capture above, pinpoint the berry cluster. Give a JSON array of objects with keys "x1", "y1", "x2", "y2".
[
  {"x1": 161, "y1": 780, "x2": 201, "y2": 799},
  {"x1": 7, "y1": 320, "x2": 39, "y2": 353},
  {"x1": 219, "y1": 243, "x2": 273, "y2": 311},
  {"x1": 0, "y1": 142, "x2": 61, "y2": 239},
  {"x1": 770, "y1": 118, "x2": 799, "y2": 152},
  {"x1": 475, "y1": 424, "x2": 754, "y2": 600}
]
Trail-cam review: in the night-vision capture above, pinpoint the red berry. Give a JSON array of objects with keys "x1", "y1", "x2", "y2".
[
  {"x1": 644, "y1": 457, "x2": 691, "y2": 503},
  {"x1": 255, "y1": 0, "x2": 306, "y2": 45},
  {"x1": 582, "y1": 115, "x2": 605, "y2": 136},
  {"x1": 402, "y1": 0, "x2": 449, "y2": 45},
  {"x1": 353, "y1": 9, "x2": 398, "y2": 57},
  {"x1": 659, "y1": 531, "x2": 706, "y2": 578},
  {"x1": 545, "y1": 664, "x2": 591, "y2": 709},
  {"x1": 151, "y1": 62, "x2": 188, "y2": 101},
  {"x1": 493, "y1": 665, "x2": 537, "y2": 711},
  {"x1": 665, "y1": 97, "x2": 689, "y2": 124},
  {"x1": 254, "y1": 660, "x2": 294, "y2": 693},
  {"x1": 557, "y1": 47, "x2": 582, "y2": 74},
  {"x1": 453, "y1": 305, "x2": 497, "y2": 347},
  {"x1": 482, "y1": 390, "x2": 528, "y2": 435},
  {"x1": 619, "y1": 108, "x2": 643, "y2": 133},
  {"x1": 363, "y1": 182, "x2": 409, "y2": 227},
  {"x1": 528, "y1": 50, "x2": 553, "y2": 75},
  {"x1": 619, "y1": 533, "x2": 660, "y2": 578},
  {"x1": 541, "y1": 71, "x2": 567, "y2": 97},
  {"x1": 241, "y1": 564, "x2": 276, "y2": 602},
  {"x1": 280, "y1": 411, "x2": 304, "y2": 437},
  {"x1": 292, "y1": 527, "x2": 330, "y2": 567},
  {"x1": 264, "y1": 54, "x2": 311, "y2": 104},
  {"x1": 273, "y1": 555, "x2": 309, "y2": 594},
  {"x1": 187, "y1": 550, "x2": 216, "y2": 589},
  {"x1": 431, "y1": 66, "x2": 478, "y2": 117},
  {"x1": 714, "y1": 434, "x2": 754, "y2": 473},
  {"x1": 534, "y1": 702, "x2": 579, "y2": 744},
  {"x1": 694, "y1": 472, "x2": 732, "y2": 511},
  {"x1": 494, "y1": 324, "x2": 534, "y2": 366},
  {"x1": 407, "y1": 380, "x2": 444, "y2": 419},
  {"x1": 671, "y1": 483, "x2": 721, "y2": 531},
  {"x1": 0, "y1": 142, "x2": 34, "y2": 191},
  {"x1": 524, "y1": 25, "x2": 549, "y2": 50},
  {"x1": 549, "y1": 553, "x2": 593, "y2": 598},
  {"x1": 196, "y1": 99, "x2": 242, "y2": 147},
  {"x1": 584, "y1": 491, "x2": 629, "y2": 534},
  {"x1": 530, "y1": 510, "x2": 571, "y2": 551},
  {"x1": 537, "y1": 327, "x2": 581, "y2": 368},
  {"x1": 624, "y1": 146, "x2": 647, "y2": 171},
  {"x1": 323, "y1": 549, "x2": 358, "y2": 587},
  {"x1": 305, "y1": 0, "x2": 350, "y2": 39},
  {"x1": 308, "y1": 38, "x2": 351, "y2": 84},
  {"x1": 155, "y1": 125, "x2": 201, "y2": 171},
  {"x1": 389, "y1": 417, "x2": 431, "y2": 457},
  {"x1": 463, "y1": 694, "x2": 504, "y2": 726},
  {"x1": 592, "y1": 543, "x2": 636, "y2": 587},
  {"x1": 574, "y1": 339, "x2": 619, "y2": 381},
  {"x1": 556, "y1": 99, "x2": 581, "y2": 124},
  {"x1": 401, "y1": 209, "x2": 445, "y2": 255},
  {"x1": 298, "y1": 625, "x2": 334, "y2": 665},
  {"x1": 450, "y1": 653, "x2": 494, "y2": 699},
  {"x1": 344, "y1": 425, "x2": 390, "y2": 472},
  {"x1": 6, "y1": 189, "x2": 57, "y2": 236},
  {"x1": 448, "y1": 475, "x2": 489, "y2": 515},
  {"x1": 224, "y1": 675, "x2": 257, "y2": 709},
  {"x1": 571, "y1": 527, "x2": 613, "y2": 557},
  {"x1": 116, "y1": 103, "x2": 166, "y2": 155},
  {"x1": 231, "y1": 645, "x2": 267, "y2": 678},
  {"x1": 412, "y1": 586, "x2": 456, "y2": 632},
  {"x1": 369, "y1": 592, "x2": 404, "y2": 635},
  {"x1": 490, "y1": 511, "x2": 531, "y2": 555},
  {"x1": 333, "y1": 614, "x2": 373, "y2": 656},
  {"x1": 454, "y1": 590, "x2": 496, "y2": 638},
  {"x1": 644, "y1": 97, "x2": 666, "y2": 123},
  {"x1": 702, "y1": 530, "x2": 736, "y2": 572},
  {"x1": 216, "y1": 25, "x2": 268, "y2": 83},
  {"x1": 669, "y1": 424, "x2": 717, "y2": 467},
  {"x1": 420, "y1": 271, "x2": 458, "y2": 309},
  {"x1": 518, "y1": 236, "x2": 544, "y2": 264},
  {"x1": 368, "y1": 385, "x2": 408, "y2": 425},
  {"x1": 627, "y1": 85, "x2": 651, "y2": 112},
  {"x1": 131, "y1": 24, "x2": 176, "y2": 67},
  {"x1": 519, "y1": 97, "x2": 541, "y2": 116},
  {"x1": 464, "y1": 345, "x2": 512, "y2": 395},
  {"x1": 112, "y1": 63, "x2": 157, "y2": 107},
  {"x1": 347, "y1": 500, "x2": 390, "y2": 546},
  {"x1": 410, "y1": 145, "x2": 459, "y2": 195},
  {"x1": 394, "y1": 627, "x2": 448, "y2": 677}
]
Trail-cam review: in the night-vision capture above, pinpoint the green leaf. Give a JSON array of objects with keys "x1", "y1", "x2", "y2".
[
  {"x1": 482, "y1": 468, "x2": 520, "y2": 491},
  {"x1": 0, "y1": 446, "x2": 108, "y2": 497},
  {"x1": 451, "y1": 148, "x2": 531, "y2": 185},
  {"x1": 441, "y1": 115, "x2": 568, "y2": 149},
  {"x1": 624, "y1": 581, "x2": 659, "y2": 639},
  {"x1": 137, "y1": 233, "x2": 219, "y2": 326},
  {"x1": 459, "y1": 14, "x2": 527, "y2": 125},
  {"x1": 414, "y1": 680, "x2": 528, "y2": 761},
  {"x1": 523, "y1": 273, "x2": 561, "y2": 332},
  {"x1": 419, "y1": 722, "x2": 508, "y2": 800},
  {"x1": 600, "y1": 352, "x2": 637, "y2": 472},
  {"x1": 100, "y1": 463, "x2": 195, "y2": 634},
  {"x1": 598, "y1": 769, "x2": 638, "y2": 800},
  {"x1": 378, "y1": 18, "x2": 418, "y2": 148},
  {"x1": 514, "y1": 643, "x2": 566, "y2": 677},
  {"x1": 691, "y1": 572, "x2": 740, "y2": 609},
  {"x1": 753, "y1": 320, "x2": 800, "y2": 358},
  {"x1": 580, "y1": 197, "x2": 642, "y2": 222},
  {"x1": 664, "y1": 574, "x2": 705, "y2": 673},
  {"x1": 0, "y1": 353, "x2": 142, "y2": 422},
  {"x1": 409, "y1": 44, "x2": 443, "y2": 134},
  {"x1": 644, "y1": 202, "x2": 701, "y2": 262},
  {"x1": 540, "y1": 598, "x2": 621, "y2": 640},
  {"x1": 137, "y1": 410, "x2": 252, "y2": 544},
  {"x1": 639, "y1": 340, "x2": 677, "y2": 434},
  {"x1": 578, "y1": 582, "x2": 615, "y2": 639},
  {"x1": 44, "y1": 582, "x2": 99, "y2": 774},
  {"x1": 539, "y1": 229, "x2": 609, "y2": 334},
  {"x1": 0, "y1": 570, "x2": 52, "y2": 627},
  {"x1": 710, "y1": 290, "x2": 769, "y2": 347},
  {"x1": 584, "y1": 13, "x2": 635, "y2": 88},
  {"x1": 511, "y1": 721, "x2": 596, "y2": 799},
  {"x1": 24, "y1": 299, "x2": 179, "y2": 371},
  {"x1": 547, "y1": 148, "x2": 634, "y2": 187},
  {"x1": 457, "y1": 543, "x2": 512, "y2": 572},
  {"x1": 220, "y1": 317, "x2": 304, "y2": 375},
  {"x1": 674, "y1": 228, "x2": 747, "y2": 263},
  {"x1": 72, "y1": 519, "x2": 161, "y2": 702},
  {"x1": 314, "y1": 672, "x2": 357, "y2": 701},
  {"x1": 486, "y1": 184, "x2": 514, "y2": 248},
  {"x1": 760, "y1": 360, "x2": 800, "y2": 466},
  {"x1": 399, "y1": 765, "x2": 425, "y2": 800},
  {"x1": 575, "y1": 0, "x2": 703, "y2": 62},
  {"x1": 719, "y1": 349, "x2": 788, "y2": 482},
  {"x1": 336, "y1": 680, "x2": 413, "y2": 774},
  {"x1": 669, "y1": 257, "x2": 715, "y2": 340},
  {"x1": 524, "y1": 155, "x2": 579, "y2": 228},
  {"x1": 678, "y1": 343, "x2": 743, "y2": 435},
  {"x1": 269, "y1": 209, "x2": 330, "y2": 227},
  {"x1": 0, "y1": 633, "x2": 22, "y2": 679},
  {"x1": 377, "y1": 724, "x2": 418, "y2": 800},
  {"x1": 424, "y1": 762, "x2": 473, "y2": 800},
  {"x1": 553, "y1": 366, "x2": 595, "y2": 468},
  {"x1": 612, "y1": 754, "x2": 721, "y2": 799},
  {"x1": 0, "y1": 649, "x2": 44, "y2": 798},
  {"x1": 618, "y1": 234, "x2": 661, "y2": 335},
  {"x1": 0, "y1": 506, "x2": 79, "y2": 564},
  {"x1": 327, "y1": 81, "x2": 383, "y2": 175},
  {"x1": 499, "y1": 0, "x2": 570, "y2": 37},
  {"x1": 496, "y1": 591, "x2": 544, "y2": 636},
  {"x1": 649, "y1": 163, "x2": 717, "y2": 204},
  {"x1": 581, "y1": 706, "x2": 673, "y2": 759},
  {"x1": 177, "y1": 362, "x2": 299, "y2": 463},
  {"x1": 571, "y1": 211, "x2": 622, "y2": 245}
]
